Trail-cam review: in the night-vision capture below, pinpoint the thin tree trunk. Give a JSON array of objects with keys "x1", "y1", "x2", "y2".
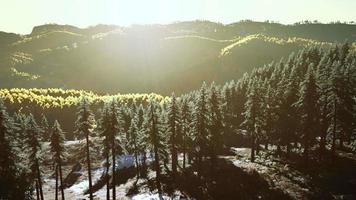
[
  {"x1": 320, "y1": 133, "x2": 326, "y2": 159},
  {"x1": 36, "y1": 181, "x2": 40, "y2": 200},
  {"x1": 55, "y1": 165, "x2": 58, "y2": 200},
  {"x1": 172, "y1": 145, "x2": 178, "y2": 176},
  {"x1": 142, "y1": 151, "x2": 147, "y2": 172},
  {"x1": 265, "y1": 142, "x2": 268, "y2": 150},
  {"x1": 251, "y1": 132, "x2": 255, "y2": 162},
  {"x1": 37, "y1": 162, "x2": 44, "y2": 200},
  {"x1": 105, "y1": 154, "x2": 110, "y2": 200},
  {"x1": 86, "y1": 134, "x2": 93, "y2": 200},
  {"x1": 154, "y1": 143, "x2": 162, "y2": 194},
  {"x1": 112, "y1": 141, "x2": 116, "y2": 200},
  {"x1": 286, "y1": 143, "x2": 291, "y2": 159},
  {"x1": 304, "y1": 132, "x2": 309, "y2": 166},
  {"x1": 332, "y1": 101, "x2": 337, "y2": 155},
  {"x1": 134, "y1": 151, "x2": 140, "y2": 180},
  {"x1": 277, "y1": 142, "x2": 282, "y2": 156},
  {"x1": 339, "y1": 137, "x2": 344, "y2": 149},
  {"x1": 183, "y1": 145, "x2": 186, "y2": 170},
  {"x1": 59, "y1": 161, "x2": 65, "y2": 200}
]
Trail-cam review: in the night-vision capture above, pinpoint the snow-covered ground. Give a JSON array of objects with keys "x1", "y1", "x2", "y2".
[
  {"x1": 132, "y1": 193, "x2": 182, "y2": 200},
  {"x1": 69, "y1": 168, "x2": 104, "y2": 196}
]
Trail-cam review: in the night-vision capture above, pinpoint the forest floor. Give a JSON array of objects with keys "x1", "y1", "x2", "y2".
[
  {"x1": 38, "y1": 140, "x2": 356, "y2": 200},
  {"x1": 226, "y1": 146, "x2": 356, "y2": 200}
]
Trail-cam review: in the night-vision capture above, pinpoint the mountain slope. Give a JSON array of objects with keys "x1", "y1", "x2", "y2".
[{"x1": 0, "y1": 21, "x2": 355, "y2": 94}]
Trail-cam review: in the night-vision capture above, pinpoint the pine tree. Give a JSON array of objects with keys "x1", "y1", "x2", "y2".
[
  {"x1": 97, "y1": 103, "x2": 111, "y2": 200},
  {"x1": 147, "y1": 101, "x2": 163, "y2": 194},
  {"x1": 316, "y1": 57, "x2": 332, "y2": 157},
  {"x1": 295, "y1": 64, "x2": 319, "y2": 165},
  {"x1": 207, "y1": 83, "x2": 224, "y2": 169},
  {"x1": 242, "y1": 78, "x2": 263, "y2": 162},
  {"x1": 40, "y1": 114, "x2": 51, "y2": 142},
  {"x1": 179, "y1": 97, "x2": 191, "y2": 169},
  {"x1": 281, "y1": 65, "x2": 300, "y2": 157},
  {"x1": 167, "y1": 93, "x2": 179, "y2": 176},
  {"x1": 50, "y1": 120, "x2": 66, "y2": 200},
  {"x1": 0, "y1": 100, "x2": 22, "y2": 199},
  {"x1": 75, "y1": 96, "x2": 96, "y2": 200},
  {"x1": 26, "y1": 114, "x2": 44, "y2": 200},
  {"x1": 127, "y1": 116, "x2": 142, "y2": 179},
  {"x1": 338, "y1": 63, "x2": 355, "y2": 148},
  {"x1": 192, "y1": 83, "x2": 209, "y2": 175},
  {"x1": 136, "y1": 104, "x2": 148, "y2": 176},
  {"x1": 108, "y1": 100, "x2": 121, "y2": 200}
]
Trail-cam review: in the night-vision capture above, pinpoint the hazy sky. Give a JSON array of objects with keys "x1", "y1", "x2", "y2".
[{"x1": 1, "y1": 0, "x2": 355, "y2": 34}]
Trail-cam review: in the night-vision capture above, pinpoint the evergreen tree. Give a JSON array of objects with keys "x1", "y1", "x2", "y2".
[
  {"x1": 295, "y1": 65, "x2": 319, "y2": 164},
  {"x1": 207, "y1": 83, "x2": 224, "y2": 169},
  {"x1": 147, "y1": 101, "x2": 163, "y2": 194},
  {"x1": 26, "y1": 114, "x2": 44, "y2": 200},
  {"x1": 242, "y1": 78, "x2": 263, "y2": 162},
  {"x1": 108, "y1": 99, "x2": 122, "y2": 200},
  {"x1": 97, "y1": 103, "x2": 111, "y2": 200},
  {"x1": 316, "y1": 57, "x2": 332, "y2": 157},
  {"x1": 40, "y1": 114, "x2": 51, "y2": 142},
  {"x1": 75, "y1": 96, "x2": 96, "y2": 200},
  {"x1": 192, "y1": 83, "x2": 209, "y2": 175},
  {"x1": 281, "y1": 65, "x2": 300, "y2": 156},
  {"x1": 50, "y1": 120, "x2": 66, "y2": 200},
  {"x1": 179, "y1": 97, "x2": 191, "y2": 169},
  {"x1": 127, "y1": 115, "x2": 142, "y2": 179},
  {"x1": 167, "y1": 93, "x2": 179, "y2": 176},
  {"x1": 0, "y1": 100, "x2": 23, "y2": 199}
]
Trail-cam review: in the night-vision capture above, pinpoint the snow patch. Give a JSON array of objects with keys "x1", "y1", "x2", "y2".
[{"x1": 132, "y1": 193, "x2": 180, "y2": 200}]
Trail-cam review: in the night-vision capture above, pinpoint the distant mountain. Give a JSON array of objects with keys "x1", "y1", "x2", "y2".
[{"x1": 0, "y1": 20, "x2": 355, "y2": 94}]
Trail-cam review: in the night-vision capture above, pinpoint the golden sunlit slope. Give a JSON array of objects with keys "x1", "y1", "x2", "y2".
[
  {"x1": 1, "y1": 21, "x2": 355, "y2": 94},
  {"x1": 0, "y1": 88, "x2": 168, "y2": 133},
  {"x1": 217, "y1": 34, "x2": 333, "y2": 81},
  {"x1": 0, "y1": 88, "x2": 168, "y2": 108}
]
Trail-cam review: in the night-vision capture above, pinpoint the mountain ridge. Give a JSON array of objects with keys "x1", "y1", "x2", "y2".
[{"x1": 0, "y1": 20, "x2": 355, "y2": 94}]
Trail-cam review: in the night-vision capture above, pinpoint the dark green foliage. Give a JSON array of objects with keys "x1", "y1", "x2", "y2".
[
  {"x1": 74, "y1": 96, "x2": 96, "y2": 200},
  {"x1": 0, "y1": 99, "x2": 25, "y2": 199},
  {"x1": 50, "y1": 120, "x2": 66, "y2": 200}
]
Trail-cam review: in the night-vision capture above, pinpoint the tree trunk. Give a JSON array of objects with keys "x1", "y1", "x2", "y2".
[
  {"x1": 286, "y1": 143, "x2": 291, "y2": 159},
  {"x1": 134, "y1": 151, "x2": 140, "y2": 180},
  {"x1": 37, "y1": 162, "x2": 44, "y2": 200},
  {"x1": 59, "y1": 161, "x2": 65, "y2": 200},
  {"x1": 85, "y1": 134, "x2": 93, "y2": 200},
  {"x1": 277, "y1": 144, "x2": 281, "y2": 156},
  {"x1": 105, "y1": 154, "x2": 110, "y2": 200},
  {"x1": 303, "y1": 133, "x2": 309, "y2": 166},
  {"x1": 332, "y1": 101, "x2": 337, "y2": 155},
  {"x1": 153, "y1": 141, "x2": 162, "y2": 194},
  {"x1": 55, "y1": 165, "x2": 58, "y2": 200},
  {"x1": 339, "y1": 137, "x2": 344, "y2": 149},
  {"x1": 251, "y1": 132, "x2": 255, "y2": 162},
  {"x1": 256, "y1": 138, "x2": 260, "y2": 155},
  {"x1": 36, "y1": 181, "x2": 40, "y2": 200},
  {"x1": 183, "y1": 146, "x2": 186, "y2": 170},
  {"x1": 141, "y1": 151, "x2": 147, "y2": 175},
  {"x1": 172, "y1": 145, "x2": 178, "y2": 176},
  {"x1": 265, "y1": 142, "x2": 268, "y2": 150},
  {"x1": 188, "y1": 152, "x2": 192, "y2": 165},
  {"x1": 320, "y1": 133, "x2": 326, "y2": 159},
  {"x1": 112, "y1": 141, "x2": 116, "y2": 200}
]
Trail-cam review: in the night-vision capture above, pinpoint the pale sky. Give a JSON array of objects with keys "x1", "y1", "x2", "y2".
[{"x1": 1, "y1": 0, "x2": 355, "y2": 34}]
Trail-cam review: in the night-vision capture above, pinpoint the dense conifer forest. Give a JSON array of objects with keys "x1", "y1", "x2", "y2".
[{"x1": 1, "y1": 42, "x2": 355, "y2": 199}]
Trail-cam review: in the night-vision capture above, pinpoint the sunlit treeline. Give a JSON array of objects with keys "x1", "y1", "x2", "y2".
[{"x1": 0, "y1": 88, "x2": 168, "y2": 108}]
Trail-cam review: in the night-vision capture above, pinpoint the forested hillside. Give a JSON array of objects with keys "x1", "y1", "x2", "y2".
[
  {"x1": 1, "y1": 21, "x2": 355, "y2": 94},
  {"x1": 1, "y1": 43, "x2": 355, "y2": 199}
]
